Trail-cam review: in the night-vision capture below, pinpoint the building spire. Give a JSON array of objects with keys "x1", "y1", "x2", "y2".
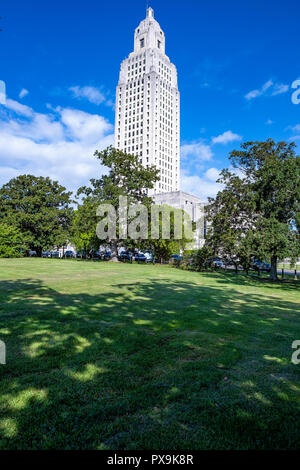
[{"x1": 146, "y1": 4, "x2": 154, "y2": 18}]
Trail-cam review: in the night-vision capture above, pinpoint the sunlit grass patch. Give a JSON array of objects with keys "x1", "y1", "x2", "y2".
[{"x1": 0, "y1": 258, "x2": 299, "y2": 449}]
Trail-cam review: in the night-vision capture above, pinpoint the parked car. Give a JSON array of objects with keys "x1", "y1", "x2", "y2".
[
  {"x1": 64, "y1": 250, "x2": 74, "y2": 258},
  {"x1": 144, "y1": 252, "x2": 155, "y2": 263},
  {"x1": 171, "y1": 254, "x2": 183, "y2": 262},
  {"x1": 51, "y1": 251, "x2": 60, "y2": 258},
  {"x1": 253, "y1": 260, "x2": 271, "y2": 272},
  {"x1": 205, "y1": 257, "x2": 224, "y2": 269},
  {"x1": 135, "y1": 253, "x2": 154, "y2": 263},
  {"x1": 42, "y1": 251, "x2": 51, "y2": 258},
  {"x1": 212, "y1": 257, "x2": 223, "y2": 268},
  {"x1": 29, "y1": 250, "x2": 37, "y2": 257},
  {"x1": 102, "y1": 251, "x2": 111, "y2": 261},
  {"x1": 118, "y1": 251, "x2": 133, "y2": 262}
]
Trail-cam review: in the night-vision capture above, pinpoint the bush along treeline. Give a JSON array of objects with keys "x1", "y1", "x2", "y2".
[{"x1": 0, "y1": 141, "x2": 299, "y2": 281}]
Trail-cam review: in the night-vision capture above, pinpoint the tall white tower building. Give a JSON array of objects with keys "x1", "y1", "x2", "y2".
[{"x1": 114, "y1": 7, "x2": 180, "y2": 194}]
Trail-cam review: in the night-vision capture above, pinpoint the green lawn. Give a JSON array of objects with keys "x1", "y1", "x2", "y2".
[{"x1": 0, "y1": 258, "x2": 299, "y2": 450}]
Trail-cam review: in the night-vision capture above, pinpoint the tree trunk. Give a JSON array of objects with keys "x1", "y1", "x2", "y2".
[
  {"x1": 110, "y1": 240, "x2": 119, "y2": 262},
  {"x1": 270, "y1": 255, "x2": 278, "y2": 281}
]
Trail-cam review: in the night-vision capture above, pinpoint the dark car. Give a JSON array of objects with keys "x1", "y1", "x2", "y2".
[
  {"x1": 171, "y1": 254, "x2": 183, "y2": 262},
  {"x1": 64, "y1": 250, "x2": 74, "y2": 258},
  {"x1": 118, "y1": 251, "x2": 133, "y2": 262},
  {"x1": 135, "y1": 253, "x2": 148, "y2": 263},
  {"x1": 51, "y1": 251, "x2": 60, "y2": 258},
  {"x1": 205, "y1": 257, "x2": 224, "y2": 269},
  {"x1": 253, "y1": 260, "x2": 271, "y2": 272},
  {"x1": 42, "y1": 251, "x2": 50, "y2": 258},
  {"x1": 118, "y1": 251, "x2": 126, "y2": 261},
  {"x1": 102, "y1": 251, "x2": 111, "y2": 261}
]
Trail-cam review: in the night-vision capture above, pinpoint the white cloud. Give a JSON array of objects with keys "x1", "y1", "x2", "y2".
[
  {"x1": 245, "y1": 80, "x2": 273, "y2": 100},
  {"x1": 181, "y1": 141, "x2": 213, "y2": 161},
  {"x1": 181, "y1": 169, "x2": 223, "y2": 201},
  {"x1": 245, "y1": 79, "x2": 289, "y2": 101},
  {"x1": 0, "y1": 80, "x2": 6, "y2": 105},
  {"x1": 58, "y1": 107, "x2": 112, "y2": 143},
  {"x1": 290, "y1": 124, "x2": 300, "y2": 133},
  {"x1": 266, "y1": 119, "x2": 273, "y2": 125},
  {"x1": 0, "y1": 98, "x2": 114, "y2": 193},
  {"x1": 212, "y1": 130, "x2": 242, "y2": 145},
  {"x1": 105, "y1": 99, "x2": 115, "y2": 110},
  {"x1": 1, "y1": 112, "x2": 65, "y2": 143},
  {"x1": 205, "y1": 167, "x2": 221, "y2": 181},
  {"x1": 69, "y1": 86, "x2": 106, "y2": 105},
  {"x1": 19, "y1": 88, "x2": 29, "y2": 99},
  {"x1": 272, "y1": 83, "x2": 289, "y2": 96},
  {"x1": 245, "y1": 89, "x2": 261, "y2": 100},
  {"x1": 5, "y1": 99, "x2": 33, "y2": 117}
]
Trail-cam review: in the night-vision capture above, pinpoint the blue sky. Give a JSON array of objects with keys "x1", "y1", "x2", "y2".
[{"x1": 0, "y1": 0, "x2": 299, "y2": 200}]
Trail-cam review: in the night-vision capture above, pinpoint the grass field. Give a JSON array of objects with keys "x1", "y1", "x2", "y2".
[{"x1": 0, "y1": 258, "x2": 299, "y2": 450}]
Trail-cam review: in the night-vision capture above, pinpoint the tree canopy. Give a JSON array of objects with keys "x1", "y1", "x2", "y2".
[
  {"x1": 78, "y1": 146, "x2": 160, "y2": 206},
  {"x1": 76, "y1": 146, "x2": 160, "y2": 255},
  {"x1": 0, "y1": 223, "x2": 28, "y2": 258},
  {"x1": 0, "y1": 175, "x2": 74, "y2": 256},
  {"x1": 206, "y1": 139, "x2": 300, "y2": 280}
]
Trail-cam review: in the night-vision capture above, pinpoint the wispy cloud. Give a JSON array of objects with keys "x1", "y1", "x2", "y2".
[
  {"x1": 272, "y1": 83, "x2": 289, "y2": 96},
  {"x1": 289, "y1": 124, "x2": 300, "y2": 133},
  {"x1": 69, "y1": 85, "x2": 106, "y2": 105},
  {"x1": 212, "y1": 130, "x2": 242, "y2": 145},
  {"x1": 181, "y1": 141, "x2": 213, "y2": 161},
  {"x1": 287, "y1": 124, "x2": 300, "y2": 142},
  {"x1": 245, "y1": 79, "x2": 289, "y2": 101},
  {"x1": 5, "y1": 99, "x2": 34, "y2": 117},
  {"x1": 19, "y1": 88, "x2": 29, "y2": 99}
]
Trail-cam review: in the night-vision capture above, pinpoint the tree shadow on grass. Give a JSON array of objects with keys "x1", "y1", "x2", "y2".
[{"x1": 0, "y1": 274, "x2": 300, "y2": 449}]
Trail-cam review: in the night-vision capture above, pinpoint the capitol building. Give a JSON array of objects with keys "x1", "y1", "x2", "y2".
[
  {"x1": 114, "y1": 7, "x2": 205, "y2": 245},
  {"x1": 115, "y1": 6, "x2": 180, "y2": 194}
]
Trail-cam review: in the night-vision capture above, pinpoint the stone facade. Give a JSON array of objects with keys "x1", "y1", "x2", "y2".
[
  {"x1": 153, "y1": 191, "x2": 206, "y2": 249},
  {"x1": 114, "y1": 7, "x2": 180, "y2": 195}
]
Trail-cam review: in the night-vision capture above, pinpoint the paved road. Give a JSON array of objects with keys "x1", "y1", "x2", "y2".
[
  {"x1": 225, "y1": 266, "x2": 298, "y2": 276},
  {"x1": 277, "y1": 269, "x2": 299, "y2": 276}
]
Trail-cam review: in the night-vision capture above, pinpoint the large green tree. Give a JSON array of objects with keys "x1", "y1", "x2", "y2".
[
  {"x1": 206, "y1": 140, "x2": 300, "y2": 280},
  {"x1": 78, "y1": 146, "x2": 159, "y2": 205},
  {"x1": 0, "y1": 175, "x2": 74, "y2": 256},
  {"x1": 77, "y1": 146, "x2": 160, "y2": 255}
]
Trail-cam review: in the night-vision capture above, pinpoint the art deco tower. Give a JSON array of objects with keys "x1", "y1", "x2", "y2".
[{"x1": 114, "y1": 7, "x2": 180, "y2": 194}]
